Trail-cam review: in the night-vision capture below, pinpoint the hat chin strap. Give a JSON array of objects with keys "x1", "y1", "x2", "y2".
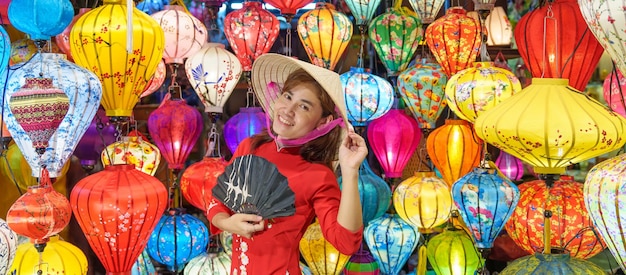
[{"x1": 266, "y1": 113, "x2": 344, "y2": 148}]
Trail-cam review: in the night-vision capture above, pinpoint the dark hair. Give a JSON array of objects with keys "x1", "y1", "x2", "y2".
[{"x1": 249, "y1": 68, "x2": 342, "y2": 169}]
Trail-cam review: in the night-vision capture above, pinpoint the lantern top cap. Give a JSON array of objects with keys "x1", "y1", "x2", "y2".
[
  {"x1": 445, "y1": 119, "x2": 470, "y2": 125},
  {"x1": 530, "y1": 78, "x2": 570, "y2": 86}
]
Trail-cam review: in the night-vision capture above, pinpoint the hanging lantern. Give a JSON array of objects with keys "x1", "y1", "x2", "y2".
[
  {"x1": 185, "y1": 43, "x2": 243, "y2": 114},
  {"x1": 0, "y1": 142, "x2": 70, "y2": 193},
  {"x1": 131, "y1": 249, "x2": 157, "y2": 275},
  {"x1": 0, "y1": 218, "x2": 18, "y2": 275},
  {"x1": 298, "y1": 2, "x2": 353, "y2": 70},
  {"x1": 603, "y1": 69, "x2": 626, "y2": 118},
  {"x1": 141, "y1": 60, "x2": 166, "y2": 99},
  {"x1": 340, "y1": 67, "x2": 394, "y2": 127},
  {"x1": 184, "y1": 251, "x2": 232, "y2": 274},
  {"x1": 70, "y1": 0, "x2": 165, "y2": 119},
  {"x1": 505, "y1": 175, "x2": 605, "y2": 259},
  {"x1": 55, "y1": 8, "x2": 92, "y2": 61},
  {"x1": 223, "y1": 107, "x2": 267, "y2": 153},
  {"x1": 74, "y1": 109, "x2": 117, "y2": 170},
  {"x1": 344, "y1": 0, "x2": 382, "y2": 26},
  {"x1": 147, "y1": 209, "x2": 209, "y2": 272},
  {"x1": 393, "y1": 172, "x2": 453, "y2": 232},
  {"x1": 368, "y1": 5, "x2": 422, "y2": 76},
  {"x1": 9, "y1": 38, "x2": 37, "y2": 65},
  {"x1": 584, "y1": 153, "x2": 626, "y2": 271},
  {"x1": 147, "y1": 98, "x2": 203, "y2": 171},
  {"x1": 426, "y1": 119, "x2": 483, "y2": 187},
  {"x1": 151, "y1": 5, "x2": 208, "y2": 65},
  {"x1": 224, "y1": 1, "x2": 280, "y2": 71},
  {"x1": 425, "y1": 6, "x2": 481, "y2": 77},
  {"x1": 364, "y1": 213, "x2": 419, "y2": 275},
  {"x1": 9, "y1": 235, "x2": 88, "y2": 275},
  {"x1": 71, "y1": 164, "x2": 168, "y2": 274},
  {"x1": 445, "y1": 62, "x2": 522, "y2": 123},
  {"x1": 515, "y1": 0, "x2": 604, "y2": 92},
  {"x1": 484, "y1": 6, "x2": 512, "y2": 46},
  {"x1": 500, "y1": 253, "x2": 604, "y2": 274},
  {"x1": 452, "y1": 167, "x2": 520, "y2": 252},
  {"x1": 397, "y1": 60, "x2": 448, "y2": 130},
  {"x1": 406, "y1": 0, "x2": 445, "y2": 24},
  {"x1": 137, "y1": 0, "x2": 168, "y2": 14},
  {"x1": 338, "y1": 159, "x2": 392, "y2": 226},
  {"x1": 344, "y1": 247, "x2": 380, "y2": 275},
  {"x1": 0, "y1": 26, "x2": 10, "y2": 76},
  {"x1": 427, "y1": 226, "x2": 483, "y2": 275},
  {"x1": 180, "y1": 157, "x2": 227, "y2": 213},
  {"x1": 495, "y1": 151, "x2": 524, "y2": 181},
  {"x1": 300, "y1": 219, "x2": 351, "y2": 275},
  {"x1": 102, "y1": 136, "x2": 161, "y2": 176},
  {"x1": 7, "y1": 0, "x2": 73, "y2": 41},
  {"x1": 475, "y1": 78, "x2": 626, "y2": 175},
  {"x1": 264, "y1": 0, "x2": 313, "y2": 19},
  {"x1": 367, "y1": 109, "x2": 421, "y2": 179}
]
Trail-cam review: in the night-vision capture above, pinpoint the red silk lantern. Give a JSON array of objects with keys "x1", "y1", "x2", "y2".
[
  {"x1": 505, "y1": 175, "x2": 605, "y2": 259},
  {"x1": 264, "y1": 0, "x2": 313, "y2": 17},
  {"x1": 514, "y1": 0, "x2": 604, "y2": 91},
  {"x1": 603, "y1": 69, "x2": 626, "y2": 118},
  {"x1": 71, "y1": 164, "x2": 168, "y2": 274},
  {"x1": 180, "y1": 157, "x2": 227, "y2": 212},
  {"x1": 224, "y1": 1, "x2": 280, "y2": 71}
]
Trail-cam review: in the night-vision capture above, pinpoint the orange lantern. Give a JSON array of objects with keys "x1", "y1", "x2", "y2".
[
  {"x1": 426, "y1": 119, "x2": 483, "y2": 187},
  {"x1": 180, "y1": 157, "x2": 227, "y2": 212}
]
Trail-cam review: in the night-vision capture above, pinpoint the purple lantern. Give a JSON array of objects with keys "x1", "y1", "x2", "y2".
[
  {"x1": 223, "y1": 107, "x2": 267, "y2": 153},
  {"x1": 344, "y1": 247, "x2": 380, "y2": 274},
  {"x1": 148, "y1": 99, "x2": 203, "y2": 172},
  {"x1": 73, "y1": 109, "x2": 116, "y2": 170},
  {"x1": 495, "y1": 151, "x2": 524, "y2": 181}
]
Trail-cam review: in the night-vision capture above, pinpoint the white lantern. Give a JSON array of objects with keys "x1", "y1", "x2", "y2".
[
  {"x1": 151, "y1": 5, "x2": 208, "y2": 65},
  {"x1": 0, "y1": 218, "x2": 18, "y2": 275},
  {"x1": 184, "y1": 252, "x2": 231, "y2": 274},
  {"x1": 485, "y1": 6, "x2": 512, "y2": 46},
  {"x1": 406, "y1": 0, "x2": 445, "y2": 24}
]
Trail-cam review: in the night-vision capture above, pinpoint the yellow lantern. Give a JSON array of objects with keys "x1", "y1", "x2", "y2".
[
  {"x1": 445, "y1": 62, "x2": 522, "y2": 123},
  {"x1": 297, "y1": 2, "x2": 353, "y2": 70},
  {"x1": 299, "y1": 219, "x2": 351, "y2": 275},
  {"x1": 70, "y1": 0, "x2": 165, "y2": 119},
  {"x1": 475, "y1": 78, "x2": 626, "y2": 175},
  {"x1": 393, "y1": 172, "x2": 453, "y2": 233},
  {"x1": 9, "y1": 235, "x2": 88, "y2": 275},
  {"x1": 101, "y1": 136, "x2": 161, "y2": 176},
  {"x1": 0, "y1": 141, "x2": 69, "y2": 193}
]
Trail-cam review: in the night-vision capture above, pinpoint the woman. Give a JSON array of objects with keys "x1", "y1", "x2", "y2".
[{"x1": 208, "y1": 53, "x2": 368, "y2": 274}]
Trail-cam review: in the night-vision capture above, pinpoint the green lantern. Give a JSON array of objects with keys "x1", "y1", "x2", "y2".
[{"x1": 427, "y1": 226, "x2": 483, "y2": 275}]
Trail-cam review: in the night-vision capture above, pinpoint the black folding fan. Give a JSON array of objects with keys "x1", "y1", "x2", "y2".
[{"x1": 212, "y1": 155, "x2": 296, "y2": 219}]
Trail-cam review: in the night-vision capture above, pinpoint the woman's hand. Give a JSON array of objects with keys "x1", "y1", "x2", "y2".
[
  {"x1": 213, "y1": 213, "x2": 265, "y2": 239},
  {"x1": 338, "y1": 130, "x2": 368, "y2": 171}
]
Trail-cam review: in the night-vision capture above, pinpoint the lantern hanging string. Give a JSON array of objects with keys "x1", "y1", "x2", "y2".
[
  {"x1": 357, "y1": 25, "x2": 367, "y2": 68},
  {"x1": 478, "y1": 10, "x2": 491, "y2": 62},
  {"x1": 127, "y1": 0, "x2": 133, "y2": 54},
  {"x1": 205, "y1": 124, "x2": 221, "y2": 158},
  {"x1": 168, "y1": 64, "x2": 182, "y2": 99},
  {"x1": 285, "y1": 14, "x2": 294, "y2": 56},
  {"x1": 541, "y1": 3, "x2": 557, "y2": 78}
]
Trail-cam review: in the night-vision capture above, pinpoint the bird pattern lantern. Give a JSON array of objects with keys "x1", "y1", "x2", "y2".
[
  {"x1": 364, "y1": 213, "x2": 419, "y2": 275},
  {"x1": 603, "y1": 69, "x2": 626, "y2": 118},
  {"x1": 102, "y1": 136, "x2": 161, "y2": 175},
  {"x1": 0, "y1": 218, "x2": 18, "y2": 275},
  {"x1": 184, "y1": 251, "x2": 232, "y2": 274},
  {"x1": 300, "y1": 219, "x2": 351, "y2": 275},
  {"x1": 397, "y1": 60, "x2": 448, "y2": 130},
  {"x1": 340, "y1": 67, "x2": 394, "y2": 127},
  {"x1": 7, "y1": 0, "x2": 73, "y2": 41},
  {"x1": 180, "y1": 157, "x2": 227, "y2": 213},
  {"x1": 298, "y1": 2, "x2": 353, "y2": 70},
  {"x1": 70, "y1": 0, "x2": 165, "y2": 119},
  {"x1": 500, "y1": 253, "x2": 605, "y2": 274},
  {"x1": 393, "y1": 172, "x2": 453, "y2": 232},
  {"x1": 406, "y1": 0, "x2": 445, "y2": 24},
  {"x1": 9, "y1": 235, "x2": 88, "y2": 275},
  {"x1": 151, "y1": 5, "x2": 208, "y2": 65},
  {"x1": 427, "y1": 226, "x2": 483, "y2": 275},
  {"x1": 223, "y1": 107, "x2": 267, "y2": 153}
]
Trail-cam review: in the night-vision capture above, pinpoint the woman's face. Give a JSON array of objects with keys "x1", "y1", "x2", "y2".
[{"x1": 272, "y1": 83, "x2": 329, "y2": 140}]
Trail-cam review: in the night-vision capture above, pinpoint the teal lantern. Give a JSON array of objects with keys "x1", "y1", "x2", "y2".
[
  {"x1": 0, "y1": 26, "x2": 9, "y2": 75},
  {"x1": 365, "y1": 213, "x2": 419, "y2": 275},
  {"x1": 397, "y1": 60, "x2": 448, "y2": 130},
  {"x1": 340, "y1": 67, "x2": 394, "y2": 127},
  {"x1": 500, "y1": 253, "x2": 605, "y2": 274},
  {"x1": 451, "y1": 167, "x2": 520, "y2": 253},
  {"x1": 368, "y1": 3, "x2": 422, "y2": 76},
  {"x1": 339, "y1": 159, "x2": 392, "y2": 226},
  {"x1": 7, "y1": 0, "x2": 74, "y2": 41},
  {"x1": 344, "y1": 0, "x2": 383, "y2": 26},
  {"x1": 131, "y1": 249, "x2": 157, "y2": 275}
]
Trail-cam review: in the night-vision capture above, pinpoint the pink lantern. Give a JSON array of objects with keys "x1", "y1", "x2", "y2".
[
  {"x1": 603, "y1": 69, "x2": 626, "y2": 118},
  {"x1": 151, "y1": 5, "x2": 208, "y2": 65},
  {"x1": 54, "y1": 8, "x2": 91, "y2": 61},
  {"x1": 147, "y1": 99, "x2": 203, "y2": 172},
  {"x1": 367, "y1": 108, "x2": 421, "y2": 179},
  {"x1": 141, "y1": 60, "x2": 166, "y2": 98},
  {"x1": 495, "y1": 151, "x2": 525, "y2": 181}
]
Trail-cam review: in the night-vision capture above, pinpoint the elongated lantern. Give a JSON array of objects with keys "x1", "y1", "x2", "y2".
[
  {"x1": 364, "y1": 213, "x2": 419, "y2": 275},
  {"x1": 338, "y1": 159, "x2": 391, "y2": 226},
  {"x1": 180, "y1": 157, "x2": 227, "y2": 213}
]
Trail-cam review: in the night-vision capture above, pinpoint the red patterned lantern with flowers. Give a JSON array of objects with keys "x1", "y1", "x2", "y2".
[
  {"x1": 151, "y1": 5, "x2": 208, "y2": 65},
  {"x1": 180, "y1": 157, "x2": 227, "y2": 212}
]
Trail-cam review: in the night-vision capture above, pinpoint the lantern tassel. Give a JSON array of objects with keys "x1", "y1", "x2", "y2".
[
  {"x1": 543, "y1": 210, "x2": 552, "y2": 254},
  {"x1": 417, "y1": 244, "x2": 427, "y2": 275},
  {"x1": 127, "y1": 0, "x2": 133, "y2": 54}
]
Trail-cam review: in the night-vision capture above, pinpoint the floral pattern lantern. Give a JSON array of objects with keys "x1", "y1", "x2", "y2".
[
  {"x1": 131, "y1": 249, "x2": 156, "y2": 275},
  {"x1": 102, "y1": 136, "x2": 161, "y2": 175},
  {"x1": 298, "y1": 2, "x2": 353, "y2": 70},
  {"x1": 223, "y1": 107, "x2": 267, "y2": 153},
  {"x1": 338, "y1": 159, "x2": 391, "y2": 226},
  {"x1": 0, "y1": 218, "x2": 18, "y2": 275},
  {"x1": 224, "y1": 1, "x2": 279, "y2": 71},
  {"x1": 364, "y1": 213, "x2": 419, "y2": 275},
  {"x1": 9, "y1": 235, "x2": 87, "y2": 275},
  {"x1": 7, "y1": 0, "x2": 73, "y2": 41},
  {"x1": 151, "y1": 5, "x2": 207, "y2": 65},
  {"x1": 425, "y1": 6, "x2": 481, "y2": 77},
  {"x1": 485, "y1": 6, "x2": 512, "y2": 46},
  {"x1": 71, "y1": 164, "x2": 168, "y2": 274},
  {"x1": 55, "y1": 8, "x2": 92, "y2": 61},
  {"x1": 184, "y1": 251, "x2": 232, "y2": 274},
  {"x1": 495, "y1": 151, "x2": 525, "y2": 181},
  {"x1": 397, "y1": 60, "x2": 448, "y2": 130},
  {"x1": 505, "y1": 175, "x2": 605, "y2": 259},
  {"x1": 141, "y1": 60, "x2": 166, "y2": 99},
  {"x1": 180, "y1": 157, "x2": 227, "y2": 213},
  {"x1": 340, "y1": 67, "x2": 394, "y2": 127},
  {"x1": 500, "y1": 253, "x2": 605, "y2": 274},
  {"x1": 393, "y1": 172, "x2": 453, "y2": 232},
  {"x1": 300, "y1": 219, "x2": 351, "y2": 275},
  {"x1": 0, "y1": 142, "x2": 70, "y2": 193},
  {"x1": 603, "y1": 69, "x2": 626, "y2": 118},
  {"x1": 427, "y1": 226, "x2": 483, "y2": 275},
  {"x1": 406, "y1": 0, "x2": 445, "y2": 24},
  {"x1": 9, "y1": 39, "x2": 37, "y2": 66}
]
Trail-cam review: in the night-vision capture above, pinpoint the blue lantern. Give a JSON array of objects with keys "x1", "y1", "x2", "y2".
[
  {"x1": 344, "y1": 0, "x2": 383, "y2": 26},
  {"x1": 137, "y1": 0, "x2": 170, "y2": 14},
  {"x1": 338, "y1": 159, "x2": 391, "y2": 226},
  {"x1": 131, "y1": 249, "x2": 156, "y2": 275},
  {"x1": 7, "y1": 0, "x2": 73, "y2": 41},
  {"x1": 147, "y1": 209, "x2": 210, "y2": 271},
  {"x1": 0, "y1": 26, "x2": 9, "y2": 76},
  {"x1": 340, "y1": 67, "x2": 394, "y2": 127},
  {"x1": 451, "y1": 167, "x2": 520, "y2": 251},
  {"x1": 364, "y1": 213, "x2": 419, "y2": 275},
  {"x1": 223, "y1": 107, "x2": 268, "y2": 153}
]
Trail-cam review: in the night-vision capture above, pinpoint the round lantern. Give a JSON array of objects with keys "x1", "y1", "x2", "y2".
[
  {"x1": 495, "y1": 151, "x2": 524, "y2": 181},
  {"x1": 338, "y1": 159, "x2": 392, "y2": 226},
  {"x1": 141, "y1": 59, "x2": 166, "y2": 98},
  {"x1": 603, "y1": 69, "x2": 626, "y2": 118},
  {"x1": 9, "y1": 38, "x2": 37, "y2": 65},
  {"x1": 505, "y1": 175, "x2": 604, "y2": 259},
  {"x1": 224, "y1": 1, "x2": 280, "y2": 71},
  {"x1": 71, "y1": 164, "x2": 168, "y2": 274},
  {"x1": 70, "y1": 0, "x2": 165, "y2": 119},
  {"x1": 427, "y1": 226, "x2": 483, "y2": 275},
  {"x1": 223, "y1": 107, "x2": 267, "y2": 153},
  {"x1": 9, "y1": 235, "x2": 88, "y2": 275},
  {"x1": 393, "y1": 172, "x2": 453, "y2": 232},
  {"x1": 584, "y1": 153, "x2": 626, "y2": 271},
  {"x1": 364, "y1": 213, "x2": 419, "y2": 275},
  {"x1": 0, "y1": 142, "x2": 70, "y2": 193},
  {"x1": 0, "y1": 218, "x2": 18, "y2": 275},
  {"x1": 185, "y1": 43, "x2": 242, "y2": 114},
  {"x1": 0, "y1": 26, "x2": 10, "y2": 75},
  {"x1": 340, "y1": 67, "x2": 394, "y2": 127},
  {"x1": 515, "y1": 0, "x2": 604, "y2": 92},
  {"x1": 147, "y1": 209, "x2": 209, "y2": 271},
  {"x1": 137, "y1": 0, "x2": 168, "y2": 14},
  {"x1": 368, "y1": 5, "x2": 422, "y2": 76},
  {"x1": 397, "y1": 60, "x2": 448, "y2": 130},
  {"x1": 484, "y1": 6, "x2": 512, "y2": 46},
  {"x1": 180, "y1": 157, "x2": 227, "y2": 212},
  {"x1": 475, "y1": 78, "x2": 626, "y2": 175},
  {"x1": 425, "y1": 6, "x2": 481, "y2": 77},
  {"x1": 426, "y1": 119, "x2": 483, "y2": 187},
  {"x1": 406, "y1": 0, "x2": 445, "y2": 24},
  {"x1": 184, "y1": 251, "x2": 231, "y2": 274},
  {"x1": 445, "y1": 62, "x2": 522, "y2": 123},
  {"x1": 7, "y1": 0, "x2": 73, "y2": 41},
  {"x1": 151, "y1": 5, "x2": 208, "y2": 65},
  {"x1": 298, "y1": 2, "x2": 353, "y2": 70},
  {"x1": 452, "y1": 167, "x2": 520, "y2": 251},
  {"x1": 264, "y1": 0, "x2": 313, "y2": 19},
  {"x1": 102, "y1": 136, "x2": 161, "y2": 175},
  {"x1": 344, "y1": 0, "x2": 382, "y2": 26},
  {"x1": 367, "y1": 109, "x2": 421, "y2": 179},
  {"x1": 73, "y1": 109, "x2": 117, "y2": 170},
  {"x1": 344, "y1": 247, "x2": 380, "y2": 275},
  {"x1": 300, "y1": 219, "x2": 351, "y2": 275},
  {"x1": 500, "y1": 253, "x2": 605, "y2": 274},
  {"x1": 54, "y1": 8, "x2": 92, "y2": 61},
  {"x1": 131, "y1": 249, "x2": 156, "y2": 275}
]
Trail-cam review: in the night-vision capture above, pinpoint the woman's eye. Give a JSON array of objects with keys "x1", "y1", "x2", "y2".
[
  {"x1": 282, "y1": 93, "x2": 291, "y2": 100},
  {"x1": 300, "y1": 104, "x2": 309, "y2": 111}
]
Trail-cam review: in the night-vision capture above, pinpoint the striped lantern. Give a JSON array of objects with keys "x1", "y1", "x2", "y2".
[
  {"x1": 405, "y1": 0, "x2": 445, "y2": 24},
  {"x1": 300, "y1": 219, "x2": 351, "y2": 275},
  {"x1": 344, "y1": 247, "x2": 380, "y2": 275},
  {"x1": 223, "y1": 107, "x2": 267, "y2": 153},
  {"x1": 141, "y1": 60, "x2": 166, "y2": 99},
  {"x1": 500, "y1": 253, "x2": 604, "y2": 274},
  {"x1": 397, "y1": 60, "x2": 448, "y2": 130},
  {"x1": 54, "y1": 8, "x2": 92, "y2": 61},
  {"x1": 7, "y1": 0, "x2": 73, "y2": 41},
  {"x1": 180, "y1": 157, "x2": 227, "y2": 213},
  {"x1": 340, "y1": 67, "x2": 394, "y2": 127},
  {"x1": 603, "y1": 69, "x2": 626, "y2": 118},
  {"x1": 364, "y1": 213, "x2": 419, "y2": 275},
  {"x1": 131, "y1": 249, "x2": 156, "y2": 275},
  {"x1": 393, "y1": 172, "x2": 453, "y2": 232},
  {"x1": 495, "y1": 151, "x2": 525, "y2": 182},
  {"x1": 338, "y1": 159, "x2": 391, "y2": 226},
  {"x1": 0, "y1": 26, "x2": 9, "y2": 76},
  {"x1": 151, "y1": 5, "x2": 207, "y2": 65},
  {"x1": 427, "y1": 226, "x2": 483, "y2": 275},
  {"x1": 8, "y1": 235, "x2": 88, "y2": 275},
  {"x1": 184, "y1": 251, "x2": 231, "y2": 274},
  {"x1": 344, "y1": 0, "x2": 382, "y2": 26}
]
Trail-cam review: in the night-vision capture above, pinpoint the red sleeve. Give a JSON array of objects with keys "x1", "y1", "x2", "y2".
[{"x1": 312, "y1": 170, "x2": 363, "y2": 255}]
